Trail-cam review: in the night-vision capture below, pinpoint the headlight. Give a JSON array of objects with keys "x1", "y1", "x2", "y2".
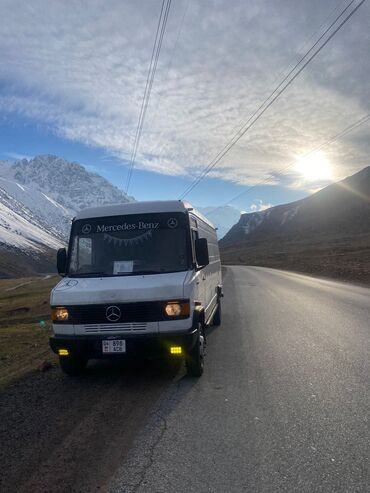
[
  {"x1": 164, "y1": 301, "x2": 190, "y2": 318},
  {"x1": 51, "y1": 307, "x2": 69, "y2": 321}
]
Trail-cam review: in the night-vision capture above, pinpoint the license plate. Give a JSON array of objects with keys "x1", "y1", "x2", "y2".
[{"x1": 102, "y1": 340, "x2": 126, "y2": 354}]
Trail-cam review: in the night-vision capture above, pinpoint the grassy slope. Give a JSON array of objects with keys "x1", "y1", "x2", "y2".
[
  {"x1": 0, "y1": 246, "x2": 57, "y2": 278},
  {"x1": 0, "y1": 275, "x2": 59, "y2": 387},
  {"x1": 221, "y1": 232, "x2": 370, "y2": 285}
]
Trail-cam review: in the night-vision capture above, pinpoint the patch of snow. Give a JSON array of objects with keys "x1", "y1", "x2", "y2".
[
  {"x1": 0, "y1": 185, "x2": 65, "y2": 254},
  {"x1": 242, "y1": 211, "x2": 265, "y2": 235},
  {"x1": 280, "y1": 205, "x2": 300, "y2": 225},
  {"x1": 41, "y1": 192, "x2": 70, "y2": 214}
]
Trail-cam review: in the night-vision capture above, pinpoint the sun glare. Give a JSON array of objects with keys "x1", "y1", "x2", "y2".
[{"x1": 295, "y1": 151, "x2": 333, "y2": 182}]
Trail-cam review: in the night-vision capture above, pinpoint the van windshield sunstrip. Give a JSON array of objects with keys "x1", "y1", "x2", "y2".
[{"x1": 68, "y1": 212, "x2": 190, "y2": 277}]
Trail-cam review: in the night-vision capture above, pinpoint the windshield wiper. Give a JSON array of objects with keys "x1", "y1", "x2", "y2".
[
  {"x1": 70, "y1": 269, "x2": 182, "y2": 278},
  {"x1": 116, "y1": 270, "x2": 162, "y2": 276},
  {"x1": 70, "y1": 272, "x2": 108, "y2": 278}
]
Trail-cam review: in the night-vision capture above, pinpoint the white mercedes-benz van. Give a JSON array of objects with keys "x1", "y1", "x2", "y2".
[{"x1": 50, "y1": 200, "x2": 222, "y2": 377}]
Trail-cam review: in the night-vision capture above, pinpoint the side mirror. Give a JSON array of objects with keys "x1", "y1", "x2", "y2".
[
  {"x1": 195, "y1": 238, "x2": 209, "y2": 268},
  {"x1": 57, "y1": 248, "x2": 67, "y2": 276}
]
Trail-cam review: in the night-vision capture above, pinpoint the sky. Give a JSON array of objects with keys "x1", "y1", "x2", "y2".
[{"x1": 0, "y1": 0, "x2": 369, "y2": 212}]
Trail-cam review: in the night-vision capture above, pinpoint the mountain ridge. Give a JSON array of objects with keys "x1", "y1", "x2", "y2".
[
  {"x1": 220, "y1": 166, "x2": 370, "y2": 284},
  {"x1": 222, "y1": 166, "x2": 370, "y2": 246}
]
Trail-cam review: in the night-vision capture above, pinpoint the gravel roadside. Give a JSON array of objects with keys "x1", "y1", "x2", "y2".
[{"x1": 0, "y1": 359, "x2": 178, "y2": 492}]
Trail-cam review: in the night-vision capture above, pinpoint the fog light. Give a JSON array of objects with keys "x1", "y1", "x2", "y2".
[
  {"x1": 170, "y1": 346, "x2": 182, "y2": 355},
  {"x1": 51, "y1": 307, "x2": 69, "y2": 321},
  {"x1": 58, "y1": 348, "x2": 69, "y2": 356}
]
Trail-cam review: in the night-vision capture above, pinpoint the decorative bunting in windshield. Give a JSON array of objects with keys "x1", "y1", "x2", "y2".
[{"x1": 103, "y1": 230, "x2": 152, "y2": 246}]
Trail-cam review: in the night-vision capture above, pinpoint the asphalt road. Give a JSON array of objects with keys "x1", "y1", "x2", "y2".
[
  {"x1": 111, "y1": 266, "x2": 370, "y2": 493},
  {"x1": 1, "y1": 266, "x2": 369, "y2": 492}
]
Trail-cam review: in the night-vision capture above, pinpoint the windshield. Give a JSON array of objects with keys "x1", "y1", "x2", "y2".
[{"x1": 68, "y1": 212, "x2": 190, "y2": 277}]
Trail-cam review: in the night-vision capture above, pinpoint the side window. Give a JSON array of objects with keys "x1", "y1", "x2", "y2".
[
  {"x1": 78, "y1": 237, "x2": 93, "y2": 268},
  {"x1": 191, "y1": 229, "x2": 199, "y2": 266}
]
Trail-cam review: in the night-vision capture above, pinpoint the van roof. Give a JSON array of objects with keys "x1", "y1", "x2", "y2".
[{"x1": 74, "y1": 200, "x2": 215, "y2": 228}]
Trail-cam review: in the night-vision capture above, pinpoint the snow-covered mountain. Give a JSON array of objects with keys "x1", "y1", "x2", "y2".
[
  {"x1": 1, "y1": 155, "x2": 133, "y2": 236},
  {"x1": 0, "y1": 186, "x2": 64, "y2": 252},
  {"x1": 197, "y1": 205, "x2": 241, "y2": 239},
  {"x1": 12, "y1": 156, "x2": 132, "y2": 214},
  {"x1": 0, "y1": 155, "x2": 133, "y2": 277}
]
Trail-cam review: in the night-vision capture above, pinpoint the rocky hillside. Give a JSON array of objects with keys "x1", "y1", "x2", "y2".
[
  {"x1": 0, "y1": 155, "x2": 133, "y2": 277},
  {"x1": 221, "y1": 167, "x2": 370, "y2": 284}
]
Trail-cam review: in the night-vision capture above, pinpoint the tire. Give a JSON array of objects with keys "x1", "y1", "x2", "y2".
[
  {"x1": 186, "y1": 324, "x2": 205, "y2": 377},
  {"x1": 212, "y1": 301, "x2": 222, "y2": 326},
  {"x1": 59, "y1": 354, "x2": 87, "y2": 376}
]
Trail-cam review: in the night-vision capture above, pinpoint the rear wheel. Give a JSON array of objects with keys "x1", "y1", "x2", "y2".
[
  {"x1": 212, "y1": 301, "x2": 222, "y2": 326},
  {"x1": 186, "y1": 324, "x2": 205, "y2": 377},
  {"x1": 59, "y1": 354, "x2": 87, "y2": 376}
]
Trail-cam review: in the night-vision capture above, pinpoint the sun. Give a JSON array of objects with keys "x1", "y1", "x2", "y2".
[{"x1": 294, "y1": 151, "x2": 333, "y2": 181}]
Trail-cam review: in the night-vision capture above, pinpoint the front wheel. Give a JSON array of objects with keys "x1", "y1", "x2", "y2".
[
  {"x1": 186, "y1": 324, "x2": 205, "y2": 377},
  {"x1": 59, "y1": 354, "x2": 87, "y2": 376}
]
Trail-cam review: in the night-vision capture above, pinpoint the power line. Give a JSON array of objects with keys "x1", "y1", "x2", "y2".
[
  {"x1": 179, "y1": 0, "x2": 360, "y2": 199},
  {"x1": 125, "y1": 0, "x2": 172, "y2": 193},
  {"x1": 151, "y1": 0, "x2": 190, "y2": 119},
  {"x1": 125, "y1": 0, "x2": 166, "y2": 193},
  {"x1": 126, "y1": 0, "x2": 172, "y2": 192},
  {"x1": 149, "y1": 0, "x2": 351, "y2": 139},
  {"x1": 179, "y1": 0, "x2": 362, "y2": 199},
  {"x1": 206, "y1": 112, "x2": 370, "y2": 216},
  {"x1": 179, "y1": 0, "x2": 365, "y2": 200},
  {"x1": 209, "y1": 0, "x2": 352, "y2": 145}
]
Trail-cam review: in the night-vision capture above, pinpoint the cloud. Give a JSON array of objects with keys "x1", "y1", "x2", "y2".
[
  {"x1": 81, "y1": 163, "x2": 100, "y2": 174},
  {"x1": 250, "y1": 200, "x2": 273, "y2": 212},
  {"x1": 0, "y1": 0, "x2": 369, "y2": 190},
  {"x1": 3, "y1": 152, "x2": 33, "y2": 161}
]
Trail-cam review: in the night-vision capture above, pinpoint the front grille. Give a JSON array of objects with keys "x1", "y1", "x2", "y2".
[
  {"x1": 58, "y1": 301, "x2": 189, "y2": 324},
  {"x1": 66, "y1": 302, "x2": 162, "y2": 324},
  {"x1": 83, "y1": 322, "x2": 147, "y2": 334}
]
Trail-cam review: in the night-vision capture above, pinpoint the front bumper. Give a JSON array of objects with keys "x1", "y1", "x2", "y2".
[{"x1": 50, "y1": 328, "x2": 198, "y2": 359}]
